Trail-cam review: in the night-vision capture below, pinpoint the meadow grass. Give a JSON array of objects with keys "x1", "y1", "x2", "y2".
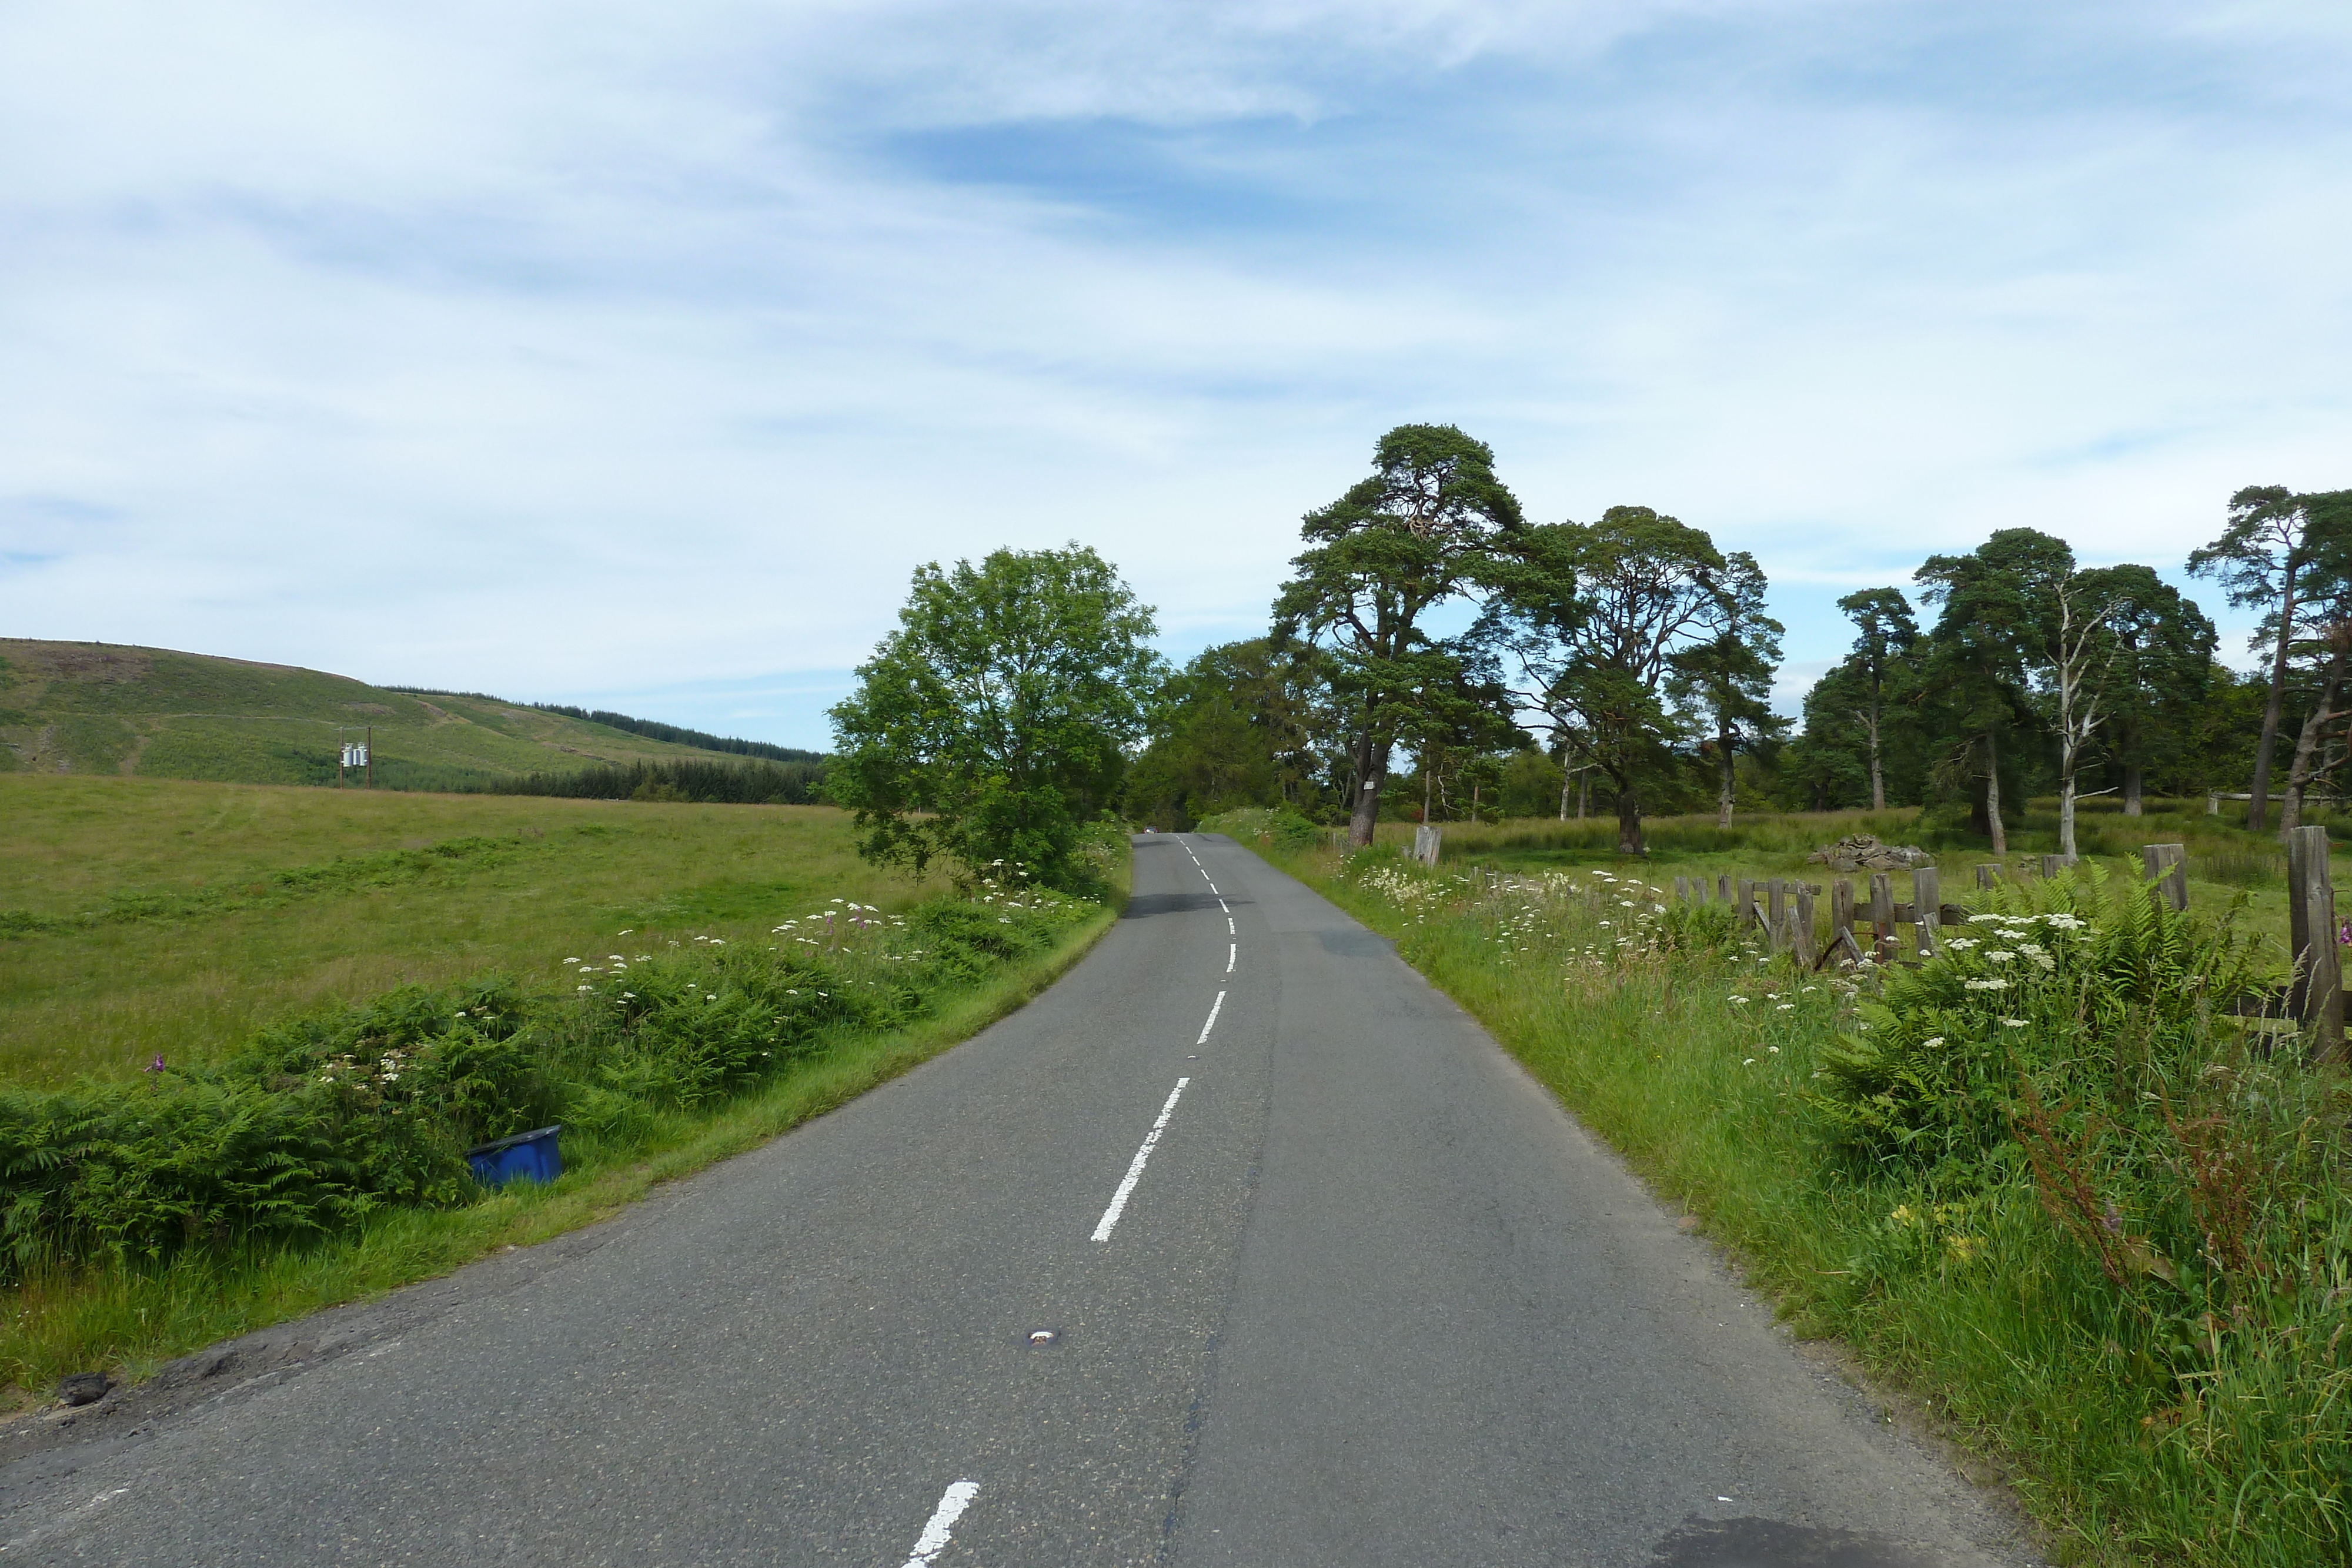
[
  {"x1": 0, "y1": 892, "x2": 1119, "y2": 1400},
  {"x1": 1377, "y1": 798, "x2": 2335, "y2": 955},
  {"x1": 0, "y1": 774, "x2": 1127, "y2": 1400},
  {"x1": 1, "y1": 777, "x2": 925, "y2": 1086},
  {"x1": 1233, "y1": 827, "x2": 2350, "y2": 1568}
]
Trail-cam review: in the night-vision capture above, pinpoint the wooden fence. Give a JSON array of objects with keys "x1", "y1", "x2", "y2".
[{"x1": 1671, "y1": 828, "x2": 2344, "y2": 1062}]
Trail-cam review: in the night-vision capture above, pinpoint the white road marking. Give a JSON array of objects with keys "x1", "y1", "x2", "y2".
[
  {"x1": 1227, "y1": 917, "x2": 1235, "y2": 934},
  {"x1": 1227, "y1": 944, "x2": 1236, "y2": 974},
  {"x1": 1091, "y1": 1079, "x2": 1191, "y2": 1242},
  {"x1": 1206, "y1": 882, "x2": 1218, "y2": 894},
  {"x1": 900, "y1": 1480, "x2": 980, "y2": 1567},
  {"x1": 1197, "y1": 989, "x2": 1225, "y2": 1042}
]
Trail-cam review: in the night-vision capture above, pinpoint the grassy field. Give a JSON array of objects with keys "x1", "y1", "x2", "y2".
[
  {"x1": 1385, "y1": 796, "x2": 2337, "y2": 957},
  {"x1": 0, "y1": 776, "x2": 933, "y2": 1087},
  {"x1": 1214, "y1": 806, "x2": 2350, "y2": 1567},
  {"x1": 0, "y1": 638, "x2": 748, "y2": 790},
  {"x1": 1, "y1": 775, "x2": 1125, "y2": 1399}
]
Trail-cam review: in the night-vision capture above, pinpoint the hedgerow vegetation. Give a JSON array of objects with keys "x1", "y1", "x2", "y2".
[
  {"x1": 471, "y1": 756, "x2": 827, "y2": 805},
  {"x1": 1237, "y1": 827, "x2": 2349, "y2": 1567},
  {"x1": 0, "y1": 777, "x2": 1124, "y2": 1398}
]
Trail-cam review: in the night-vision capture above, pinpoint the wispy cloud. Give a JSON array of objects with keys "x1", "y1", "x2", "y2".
[{"x1": 2, "y1": 1, "x2": 2344, "y2": 741}]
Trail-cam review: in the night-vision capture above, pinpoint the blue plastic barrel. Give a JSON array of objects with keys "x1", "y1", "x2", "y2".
[{"x1": 465, "y1": 1125, "x2": 563, "y2": 1189}]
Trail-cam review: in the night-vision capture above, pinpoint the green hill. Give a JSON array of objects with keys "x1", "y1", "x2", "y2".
[{"x1": 0, "y1": 639, "x2": 759, "y2": 791}]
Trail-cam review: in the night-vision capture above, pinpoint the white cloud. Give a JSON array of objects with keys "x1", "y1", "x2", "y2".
[{"x1": 1, "y1": 1, "x2": 2345, "y2": 743}]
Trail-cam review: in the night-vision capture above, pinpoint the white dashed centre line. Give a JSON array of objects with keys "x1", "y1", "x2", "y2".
[
  {"x1": 1091, "y1": 1079, "x2": 1191, "y2": 1242},
  {"x1": 1227, "y1": 944, "x2": 1236, "y2": 974},
  {"x1": 899, "y1": 1481, "x2": 980, "y2": 1568},
  {"x1": 1196, "y1": 989, "x2": 1225, "y2": 1043},
  {"x1": 1227, "y1": 917, "x2": 1235, "y2": 934}
]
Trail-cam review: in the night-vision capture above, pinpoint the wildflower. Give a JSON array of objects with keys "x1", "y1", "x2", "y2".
[
  {"x1": 577, "y1": 984, "x2": 593, "y2": 992},
  {"x1": 1768, "y1": 1045, "x2": 1780, "y2": 1054},
  {"x1": 622, "y1": 991, "x2": 636, "y2": 999},
  {"x1": 1963, "y1": 978, "x2": 2009, "y2": 991},
  {"x1": 2001, "y1": 1018, "x2": 2029, "y2": 1028},
  {"x1": 564, "y1": 957, "x2": 580, "y2": 965},
  {"x1": 1776, "y1": 1004, "x2": 1795, "y2": 1011},
  {"x1": 1728, "y1": 994, "x2": 1750, "y2": 1005},
  {"x1": 1743, "y1": 1058, "x2": 1757, "y2": 1066},
  {"x1": 1943, "y1": 937, "x2": 1979, "y2": 950},
  {"x1": 618, "y1": 929, "x2": 633, "y2": 935},
  {"x1": 146, "y1": 1053, "x2": 166, "y2": 1074},
  {"x1": 1920, "y1": 1035, "x2": 1945, "y2": 1049},
  {"x1": 1890, "y1": 1204, "x2": 1917, "y2": 1226},
  {"x1": 1946, "y1": 1235, "x2": 1983, "y2": 1262},
  {"x1": 1986, "y1": 950, "x2": 2015, "y2": 963}
]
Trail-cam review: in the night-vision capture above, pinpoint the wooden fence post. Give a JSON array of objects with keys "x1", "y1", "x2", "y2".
[
  {"x1": 2287, "y1": 827, "x2": 2344, "y2": 1062},
  {"x1": 1717, "y1": 873, "x2": 1733, "y2": 905},
  {"x1": 1766, "y1": 879, "x2": 1789, "y2": 951},
  {"x1": 1914, "y1": 866, "x2": 1941, "y2": 957},
  {"x1": 1830, "y1": 879, "x2": 1855, "y2": 942},
  {"x1": 1974, "y1": 864, "x2": 1996, "y2": 890},
  {"x1": 1867, "y1": 872, "x2": 1894, "y2": 939},
  {"x1": 2140, "y1": 844, "x2": 2187, "y2": 912},
  {"x1": 1674, "y1": 875, "x2": 1690, "y2": 904},
  {"x1": 1791, "y1": 885, "x2": 1818, "y2": 967}
]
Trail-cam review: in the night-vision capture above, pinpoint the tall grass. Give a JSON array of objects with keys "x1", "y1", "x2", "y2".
[
  {"x1": 0, "y1": 778, "x2": 913, "y2": 1085},
  {"x1": 0, "y1": 891, "x2": 1119, "y2": 1400},
  {"x1": 1258, "y1": 839, "x2": 2350, "y2": 1567}
]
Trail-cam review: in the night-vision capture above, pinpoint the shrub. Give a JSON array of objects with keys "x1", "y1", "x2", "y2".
[{"x1": 0, "y1": 888, "x2": 1093, "y2": 1281}]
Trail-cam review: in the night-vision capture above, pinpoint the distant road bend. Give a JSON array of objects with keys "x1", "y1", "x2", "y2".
[{"x1": 0, "y1": 835, "x2": 2039, "y2": 1567}]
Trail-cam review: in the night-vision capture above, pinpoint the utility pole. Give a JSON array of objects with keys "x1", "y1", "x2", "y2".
[{"x1": 366, "y1": 725, "x2": 374, "y2": 788}]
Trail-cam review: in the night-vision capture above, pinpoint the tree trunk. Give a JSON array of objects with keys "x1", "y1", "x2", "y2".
[
  {"x1": 2058, "y1": 776, "x2": 2076, "y2": 860},
  {"x1": 2280, "y1": 640, "x2": 2350, "y2": 837},
  {"x1": 2250, "y1": 564, "x2": 2301, "y2": 834},
  {"x1": 1423, "y1": 765, "x2": 1433, "y2": 825},
  {"x1": 1349, "y1": 741, "x2": 1388, "y2": 848},
  {"x1": 1616, "y1": 785, "x2": 1644, "y2": 855},
  {"x1": 1559, "y1": 771, "x2": 1571, "y2": 821},
  {"x1": 1716, "y1": 731, "x2": 1735, "y2": 829},
  {"x1": 1577, "y1": 771, "x2": 1589, "y2": 820},
  {"x1": 1984, "y1": 728, "x2": 2007, "y2": 856},
  {"x1": 2123, "y1": 763, "x2": 2142, "y2": 816},
  {"x1": 1866, "y1": 706, "x2": 1885, "y2": 812}
]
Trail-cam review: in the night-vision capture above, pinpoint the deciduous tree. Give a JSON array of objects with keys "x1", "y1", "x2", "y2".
[{"x1": 829, "y1": 544, "x2": 1164, "y2": 889}]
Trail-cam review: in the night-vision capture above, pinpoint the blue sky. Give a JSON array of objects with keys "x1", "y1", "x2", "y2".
[{"x1": 3, "y1": 1, "x2": 2347, "y2": 748}]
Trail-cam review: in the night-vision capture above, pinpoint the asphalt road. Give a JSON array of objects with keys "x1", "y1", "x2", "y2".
[{"x1": 0, "y1": 834, "x2": 2041, "y2": 1567}]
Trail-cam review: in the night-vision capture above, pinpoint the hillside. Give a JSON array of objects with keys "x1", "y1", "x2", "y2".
[{"x1": 0, "y1": 639, "x2": 754, "y2": 791}]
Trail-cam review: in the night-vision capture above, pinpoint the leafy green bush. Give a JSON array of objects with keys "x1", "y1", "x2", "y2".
[
  {"x1": 1812, "y1": 867, "x2": 2266, "y2": 1170},
  {"x1": 0, "y1": 888, "x2": 1093, "y2": 1280},
  {"x1": 1194, "y1": 805, "x2": 1322, "y2": 851}
]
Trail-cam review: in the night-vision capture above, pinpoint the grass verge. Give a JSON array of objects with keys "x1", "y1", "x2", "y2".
[{"x1": 1, "y1": 868, "x2": 1122, "y2": 1405}]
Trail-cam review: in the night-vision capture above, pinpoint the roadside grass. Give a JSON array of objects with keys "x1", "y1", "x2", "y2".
[
  {"x1": 0, "y1": 823, "x2": 1125, "y2": 1402},
  {"x1": 1, "y1": 777, "x2": 917, "y2": 1086},
  {"x1": 1368, "y1": 798, "x2": 2338, "y2": 951},
  {"x1": 1218, "y1": 825, "x2": 2348, "y2": 1568}
]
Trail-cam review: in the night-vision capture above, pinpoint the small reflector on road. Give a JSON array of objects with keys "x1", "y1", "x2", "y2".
[{"x1": 1028, "y1": 1330, "x2": 1057, "y2": 1345}]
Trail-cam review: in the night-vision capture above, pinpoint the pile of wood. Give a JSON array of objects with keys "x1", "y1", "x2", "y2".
[{"x1": 1805, "y1": 833, "x2": 1935, "y2": 872}]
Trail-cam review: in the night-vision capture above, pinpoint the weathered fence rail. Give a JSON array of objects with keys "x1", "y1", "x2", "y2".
[{"x1": 1672, "y1": 835, "x2": 2345, "y2": 1061}]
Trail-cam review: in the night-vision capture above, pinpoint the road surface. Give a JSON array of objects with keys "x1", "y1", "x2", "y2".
[{"x1": 0, "y1": 834, "x2": 2039, "y2": 1566}]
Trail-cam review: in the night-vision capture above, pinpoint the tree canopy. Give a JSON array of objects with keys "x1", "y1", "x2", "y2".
[{"x1": 829, "y1": 544, "x2": 1164, "y2": 889}]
